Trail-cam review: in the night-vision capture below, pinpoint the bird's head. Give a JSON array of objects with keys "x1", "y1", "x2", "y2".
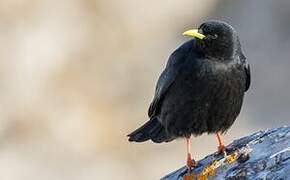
[{"x1": 183, "y1": 20, "x2": 240, "y2": 60}]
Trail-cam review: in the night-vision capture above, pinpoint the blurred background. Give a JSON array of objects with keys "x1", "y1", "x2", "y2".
[{"x1": 0, "y1": 0, "x2": 289, "y2": 179}]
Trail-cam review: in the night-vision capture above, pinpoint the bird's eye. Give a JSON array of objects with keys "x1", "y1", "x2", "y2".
[{"x1": 209, "y1": 34, "x2": 218, "y2": 39}]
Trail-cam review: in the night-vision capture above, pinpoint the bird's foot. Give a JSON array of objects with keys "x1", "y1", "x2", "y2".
[
  {"x1": 183, "y1": 147, "x2": 243, "y2": 180},
  {"x1": 186, "y1": 154, "x2": 197, "y2": 173},
  {"x1": 216, "y1": 145, "x2": 237, "y2": 157},
  {"x1": 182, "y1": 157, "x2": 198, "y2": 180},
  {"x1": 215, "y1": 145, "x2": 228, "y2": 158},
  {"x1": 182, "y1": 158, "x2": 198, "y2": 180},
  {"x1": 218, "y1": 145, "x2": 226, "y2": 155},
  {"x1": 183, "y1": 160, "x2": 217, "y2": 180},
  {"x1": 178, "y1": 159, "x2": 198, "y2": 179}
]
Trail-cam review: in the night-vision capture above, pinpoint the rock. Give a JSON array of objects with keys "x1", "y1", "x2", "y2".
[{"x1": 161, "y1": 126, "x2": 290, "y2": 180}]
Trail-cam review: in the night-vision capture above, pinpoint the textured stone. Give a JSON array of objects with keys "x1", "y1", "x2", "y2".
[{"x1": 162, "y1": 126, "x2": 290, "y2": 180}]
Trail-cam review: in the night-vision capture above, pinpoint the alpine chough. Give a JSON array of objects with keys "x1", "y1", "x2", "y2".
[{"x1": 128, "y1": 20, "x2": 251, "y2": 170}]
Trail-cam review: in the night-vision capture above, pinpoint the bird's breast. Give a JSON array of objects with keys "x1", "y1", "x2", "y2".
[{"x1": 160, "y1": 60, "x2": 246, "y2": 137}]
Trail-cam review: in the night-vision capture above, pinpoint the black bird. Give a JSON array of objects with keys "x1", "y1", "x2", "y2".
[{"x1": 128, "y1": 20, "x2": 251, "y2": 170}]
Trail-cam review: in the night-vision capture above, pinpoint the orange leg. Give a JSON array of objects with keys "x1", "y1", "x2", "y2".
[
  {"x1": 186, "y1": 137, "x2": 196, "y2": 172},
  {"x1": 215, "y1": 132, "x2": 226, "y2": 155}
]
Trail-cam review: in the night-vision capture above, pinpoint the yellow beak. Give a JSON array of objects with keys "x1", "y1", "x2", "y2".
[{"x1": 182, "y1": 29, "x2": 205, "y2": 39}]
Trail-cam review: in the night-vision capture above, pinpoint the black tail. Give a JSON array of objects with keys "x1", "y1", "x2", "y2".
[{"x1": 127, "y1": 117, "x2": 173, "y2": 143}]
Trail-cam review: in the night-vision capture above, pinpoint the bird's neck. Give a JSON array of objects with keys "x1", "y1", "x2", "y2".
[{"x1": 197, "y1": 43, "x2": 236, "y2": 62}]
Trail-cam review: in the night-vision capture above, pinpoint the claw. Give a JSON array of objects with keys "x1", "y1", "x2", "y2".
[
  {"x1": 183, "y1": 160, "x2": 218, "y2": 180},
  {"x1": 187, "y1": 154, "x2": 197, "y2": 170},
  {"x1": 183, "y1": 147, "x2": 243, "y2": 180},
  {"x1": 218, "y1": 145, "x2": 226, "y2": 154},
  {"x1": 185, "y1": 137, "x2": 197, "y2": 173}
]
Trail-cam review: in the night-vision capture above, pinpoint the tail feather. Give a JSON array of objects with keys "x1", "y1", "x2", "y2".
[
  {"x1": 128, "y1": 118, "x2": 173, "y2": 143},
  {"x1": 151, "y1": 127, "x2": 173, "y2": 143}
]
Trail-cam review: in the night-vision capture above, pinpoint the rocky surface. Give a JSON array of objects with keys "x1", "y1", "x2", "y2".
[{"x1": 161, "y1": 126, "x2": 290, "y2": 180}]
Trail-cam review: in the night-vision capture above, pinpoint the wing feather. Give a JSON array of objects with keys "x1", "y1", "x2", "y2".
[{"x1": 148, "y1": 40, "x2": 194, "y2": 117}]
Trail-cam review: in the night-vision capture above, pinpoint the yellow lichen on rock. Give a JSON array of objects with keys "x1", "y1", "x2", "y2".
[{"x1": 183, "y1": 153, "x2": 239, "y2": 180}]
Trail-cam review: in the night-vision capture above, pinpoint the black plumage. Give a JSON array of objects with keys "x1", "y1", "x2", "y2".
[{"x1": 128, "y1": 20, "x2": 251, "y2": 143}]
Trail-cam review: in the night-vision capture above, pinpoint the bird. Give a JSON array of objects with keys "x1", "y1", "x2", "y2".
[{"x1": 127, "y1": 20, "x2": 251, "y2": 172}]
